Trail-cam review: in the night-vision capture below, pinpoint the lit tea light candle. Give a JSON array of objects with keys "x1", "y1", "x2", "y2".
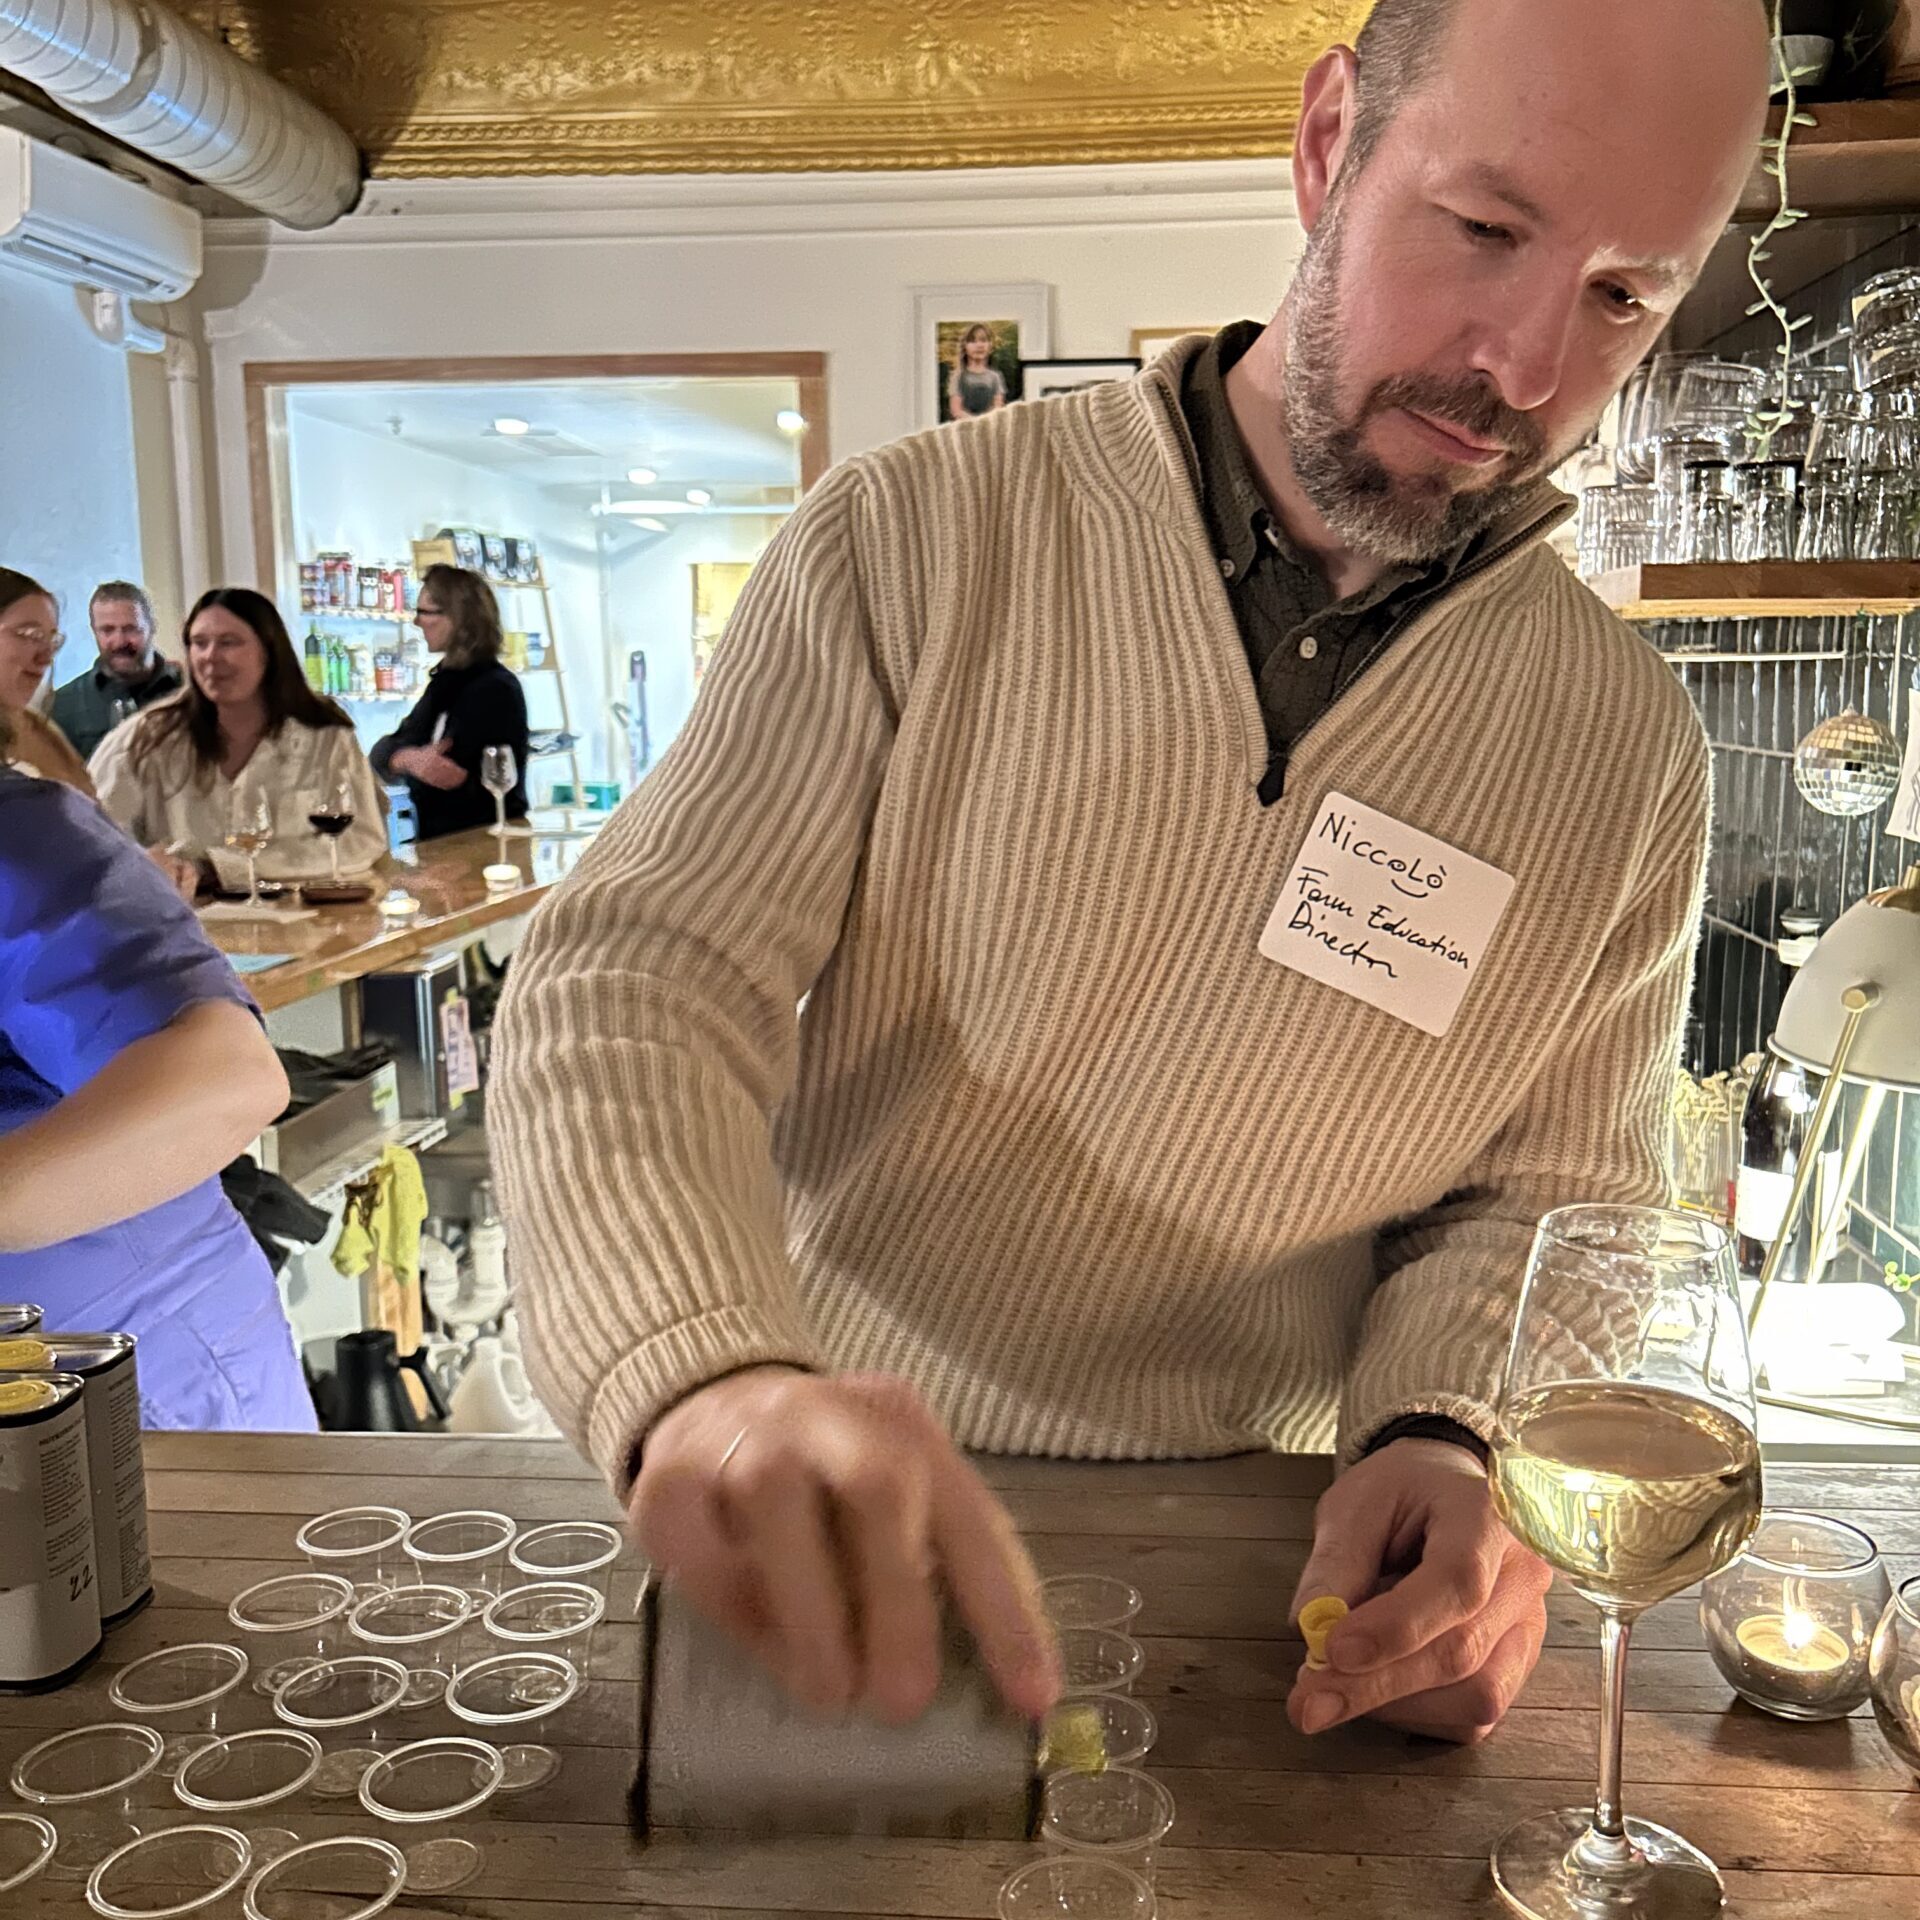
[{"x1": 1735, "y1": 1609, "x2": 1850, "y2": 1679}]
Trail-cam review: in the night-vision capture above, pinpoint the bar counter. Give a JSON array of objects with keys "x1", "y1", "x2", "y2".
[
  {"x1": 202, "y1": 822, "x2": 593, "y2": 1013},
  {"x1": 7, "y1": 1435, "x2": 1920, "y2": 1917}
]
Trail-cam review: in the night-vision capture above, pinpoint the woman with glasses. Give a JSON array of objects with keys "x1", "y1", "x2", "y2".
[
  {"x1": 0, "y1": 567, "x2": 94, "y2": 793},
  {"x1": 93, "y1": 586, "x2": 386, "y2": 889},
  {"x1": 370, "y1": 563, "x2": 530, "y2": 842}
]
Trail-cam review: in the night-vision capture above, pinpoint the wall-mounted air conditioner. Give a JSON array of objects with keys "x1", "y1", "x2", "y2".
[{"x1": 0, "y1": 128, "x2": 201, "y2": 303}]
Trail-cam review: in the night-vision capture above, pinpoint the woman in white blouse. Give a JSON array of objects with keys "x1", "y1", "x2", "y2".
[{"x1": 95, "y1": 588, "x2": 387, "y2": 888}]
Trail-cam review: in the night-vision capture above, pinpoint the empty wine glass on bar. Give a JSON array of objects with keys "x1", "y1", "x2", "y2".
[
  {"x1": 305, "y1": 771, "x2": 359, "y2": 884},
  {"x1": 225, "y1": 785, "x2": 274, "y2": 911},
  {"x1": 481, "y1": 746, "x2": 516, "y2": 841},
  {"x1": 1490, "y1": 1204, "x2": 1761, "y2": 1920}
]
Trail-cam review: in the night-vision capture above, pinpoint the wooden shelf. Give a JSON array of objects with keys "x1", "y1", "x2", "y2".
[
  {"x1": 1591, "y1": 560, "x2": 1920, "y2": 620},
  {"x1": 1739, "y1": 97, "x2": 1920, "y2": 219}
]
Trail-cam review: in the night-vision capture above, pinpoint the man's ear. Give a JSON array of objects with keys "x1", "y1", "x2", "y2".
[{"x1": 1293, "y1": 45, "x2": 1361, "y2": 234}]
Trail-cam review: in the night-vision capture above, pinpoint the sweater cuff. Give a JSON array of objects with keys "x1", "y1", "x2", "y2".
[
  {"x1": 584, "y1": 1303, "x2": 826, "y2": 1496},
  {"x1": 1361, "y1": 1413, "x2": 1491, "y2": 1469},
  {"x1": 1341, "y1": 1393, "x2": 1498, "y2": 1470}
]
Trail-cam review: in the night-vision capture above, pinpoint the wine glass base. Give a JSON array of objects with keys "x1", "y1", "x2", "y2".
[
  {"x1": 496, "y1": 1743, "x2": 561, "y2": 1793},
  {"x1": 311, "y1": 1747, "x2": 382, "y2": 1798},
  {"x1": 1493, "y1": 1808, "x2": 1724, "y2": 1920},
  {"x1": 403, "y1": 1838, "x2": 484, "y2": 1894}
]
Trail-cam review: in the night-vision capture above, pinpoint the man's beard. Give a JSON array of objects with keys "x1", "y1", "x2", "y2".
[
  {"x1": 1281, "y1": 207, "x2": 1556, "y2": 563},
  {"x1": 104, "y1": 649, "x2": 150, "y2": 680}
]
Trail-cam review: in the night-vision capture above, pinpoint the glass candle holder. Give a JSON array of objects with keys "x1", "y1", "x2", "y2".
[
  {"x1": 228, "y1": 1572, "x2": 357, "y2": 1697},
  {"x1": 271, "y1": 1654, "x2": 412, "y2": 1799},
  {"x1": 1043, "y1": 1693, "x2": 1158, "y2": 1773},
  {"x1": 297, "y1": 1508, "x2": 411, "y2": 1599},
  {"x1": 446, "y1": 1649, "x2": 579, "y2": 1792},
  {"x1": 1700, "y1": 1512, "x2": 1888, "y2": 1721},
  {"x1": 0, "y1": 1811, "x2": 58, "y2": 1894},
  {"x1": 9, "y1": 1722, "x2": 166, "y2": 1878},
  {"x1": 1042, "y1": 1575, "x2": 1144, "y2": 1633},
  {"x1": 173, "y1": 1727, "x2": 324, "y2": 1868},
  {"x1": 347, "y1": 1583, "x2": 477, "y2": 1710},
  {"x1": 108, "y1": 1641, "x2": 252, "y2": 1774},
  {"x1": 999, "y1": 1856, "x2": 1156, "y2": 1918},
  {"x1": 1057, "y1": 1627, "x2": 1145, "y2": 1698},
  {"x1": 85, "y1": 1823, "x2": 253, "y2": 1920},
  {"x1": 1870, "y1": 1577, "x2": 1920, "y2": 1776},
  {"x1": 507, "y1": 1520, "x2": 622, "y2": 1606},
  {"x1": 356, "y1": 1735, "x2": 505, "y2": 1894},
  {"x1": 402, "y1": 1511, "x2": 515, "y2": 1603},
  {"x1": 1041, "y1": 1766, "x2": 1177, "y2": 1887},
  {"x1": 241, "y1": 1834, "x2": 407, "y2": 1920},
  {"x1": 483, "y1": 1580, "x2": 604, "y2": 1678}
]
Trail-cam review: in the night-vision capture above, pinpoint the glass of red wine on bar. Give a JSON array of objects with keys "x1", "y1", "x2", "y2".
[{"x1": 307, "y1": 772, "x2": 357, "y2": 884}]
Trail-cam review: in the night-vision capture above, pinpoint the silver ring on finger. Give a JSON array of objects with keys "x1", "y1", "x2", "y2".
[{"x1": 716, "y1": 1426, "x2": 750, "y2": 1478}]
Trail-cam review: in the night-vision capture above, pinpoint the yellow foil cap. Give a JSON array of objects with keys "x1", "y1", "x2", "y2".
[
  {"x1": 0, "y1": 1337, "x2": 54, "y2": 1371},
  {"x1": 1298, "y1": 1595, "x2": 1349, "y2": 1672},
  {"x1": 0, "y1": 1378, "x2": 58, "y2": 1416}
]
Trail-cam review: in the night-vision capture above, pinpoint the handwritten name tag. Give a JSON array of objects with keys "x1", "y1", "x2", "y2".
[{"x1": 1258, "y1": 793, "x2": 1516, "y2": 1038}]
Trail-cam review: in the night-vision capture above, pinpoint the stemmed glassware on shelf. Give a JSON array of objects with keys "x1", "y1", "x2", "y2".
[{"x1": 1489, "y1": 1205, "x2": 1761, "y2": 1920}]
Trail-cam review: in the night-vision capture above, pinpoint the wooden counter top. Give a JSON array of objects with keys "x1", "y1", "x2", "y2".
[
  {"x1": 7, "y1": 1433, "x2": 1920, "y2": 1917},
  {"x1": 203, "y1": 822, "x2": 595, "y2": 1011}
]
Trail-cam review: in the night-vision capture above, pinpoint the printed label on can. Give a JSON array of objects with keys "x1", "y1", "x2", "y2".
[
  {"x1": 0, "y1": 1384, "x2": 103, "y2": 1687},
  {"x1": 95, "y1": 1350, "x2": 152, "y2": 1616}
]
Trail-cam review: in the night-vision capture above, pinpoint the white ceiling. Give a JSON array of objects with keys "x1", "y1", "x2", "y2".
[{"x1": 287, "y1": 377, "x2": 806, "y2": 511}]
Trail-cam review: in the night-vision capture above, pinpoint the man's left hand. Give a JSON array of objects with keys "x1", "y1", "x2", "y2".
[{"x1": 1287, "y1": 1436, "x2": 1551, "y2": 1744}]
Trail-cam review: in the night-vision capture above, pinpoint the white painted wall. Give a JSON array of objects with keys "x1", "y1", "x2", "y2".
[
  {"x1": 602, "y1": 512, "x2": 787, "y2": 779},
  {"x1": 0, "y1": 264, "x2": 145, "y2": 691},
  {"x1": 194, "y1": 161, "x2": 1308, "y2": 583},
  {"x1": 285, "y1": 405, "x2": 611, "y2": 781}
]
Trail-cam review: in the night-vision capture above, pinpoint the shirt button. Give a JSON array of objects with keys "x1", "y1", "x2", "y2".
[
  {"x1": 1298, "y1": 634, "x2": 1321, "y2": 661},
  {"x1": 1219, "y1": 556, "x2": 1236, "y2": 579}
]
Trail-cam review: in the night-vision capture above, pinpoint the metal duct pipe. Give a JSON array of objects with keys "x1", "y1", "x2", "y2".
[{"x1": 0, "y1": 0, "x2": 359, "y2": 229}]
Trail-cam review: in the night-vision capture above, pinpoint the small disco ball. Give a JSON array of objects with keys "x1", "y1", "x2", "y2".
[{"x1": 1793, "y1": 708, "x2": 1902, "y2": 817}]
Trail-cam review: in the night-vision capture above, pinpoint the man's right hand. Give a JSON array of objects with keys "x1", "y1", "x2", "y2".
[{"x1": 631, "y1": 1366, "x2": 1061, "y2": 1726}]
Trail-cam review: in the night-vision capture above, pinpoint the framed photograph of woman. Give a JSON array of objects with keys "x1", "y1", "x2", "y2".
[{"x1": 912, "y1": 283, "x2": 1052, "y2": 429}]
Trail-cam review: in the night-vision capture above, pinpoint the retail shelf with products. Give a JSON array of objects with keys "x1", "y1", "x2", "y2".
[
  {"x1": 303, "y1": 606, "x2": 413, "y2": 625},
  {"x1": 1593, "y1": 560, "x2": 1920, "y2": 621}
]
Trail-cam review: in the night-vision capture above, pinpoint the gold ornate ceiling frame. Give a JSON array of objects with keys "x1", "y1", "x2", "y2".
[{"x1": 172, "y1": 0, "x2": 1372, "y2": 178}]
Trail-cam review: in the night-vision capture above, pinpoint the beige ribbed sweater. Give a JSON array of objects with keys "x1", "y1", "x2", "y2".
[{"x1": 491, "y1": 342, "x2": 1710, "y2": 1488}]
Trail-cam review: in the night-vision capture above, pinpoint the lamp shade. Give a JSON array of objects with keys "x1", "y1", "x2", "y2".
[{"x1": 1772, "y1": 866, "x2": 1920, "y2": 1090}]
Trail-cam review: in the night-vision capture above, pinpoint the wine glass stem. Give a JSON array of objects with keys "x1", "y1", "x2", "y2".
[
  {"x1": 1589, "y1": 1608, "x2": 1634, "y2": 1857},
  {"x1": 330, "y1": 836, "x2": 341, "y2": 882},
  {"x1": 247, "y1": 852, "x2": 260, "y2": 907},
  {"x1": 494, "y1": 795, "x2": 505, "y2": 837}
]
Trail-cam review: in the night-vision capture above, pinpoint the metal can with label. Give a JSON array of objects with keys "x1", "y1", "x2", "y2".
[
  {"x1": 0, "y1": 1375, "x2": 103, "y2": 1692},
  {"x1": 0, "y1": 1304, "x2": 42, "y2": 1336},
  {"x1": 0, "y1": 1334, "x2": 152, "y2": 1624}
]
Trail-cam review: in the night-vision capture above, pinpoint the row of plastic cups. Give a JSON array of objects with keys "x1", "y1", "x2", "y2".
[
  {"x1": 996, "y1": 1766, "x2": 1176, "y2": 1917},
  {"x1": 295, "y1": 1507, "x2": 621, "y2": 1605},
  {"x1": 11, "y1": 1735, "x2": 516, "y2": 1913}
]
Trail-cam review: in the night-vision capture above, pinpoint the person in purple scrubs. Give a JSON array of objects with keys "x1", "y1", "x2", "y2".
[{"x1": 0, "y1": 757, "x2": 317, "y2": 1430}]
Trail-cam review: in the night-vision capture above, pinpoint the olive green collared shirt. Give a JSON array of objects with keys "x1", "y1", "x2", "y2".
[{"x1": 1181, "y1": 320, "x2": 1478, "y2": 803}]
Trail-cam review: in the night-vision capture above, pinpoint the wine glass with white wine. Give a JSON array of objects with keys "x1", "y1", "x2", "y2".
[
  {"x1": 1491, "y1": 1204, "x2": 1760, "y2": 1920},
  {"x1": 224, "y1": 785, "x2": 275, "y2": 911}
]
